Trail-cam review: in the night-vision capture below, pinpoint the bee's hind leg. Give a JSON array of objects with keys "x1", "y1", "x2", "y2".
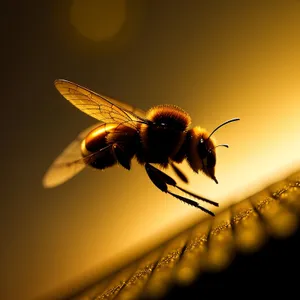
[
  {"x1": 144, "y1": 163, "x2": 218, "y2": 216},
  {"x1": 112, "y1": 144, "x2": 131, "y2": 170}
]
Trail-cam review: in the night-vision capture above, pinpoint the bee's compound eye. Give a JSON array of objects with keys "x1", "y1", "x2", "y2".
[
  {"x1": 207, "y1": 150, "x2": 216, "y2": 168},
  {"x1": 197, "y1": 139, "x2": 207, "y2": 159}
]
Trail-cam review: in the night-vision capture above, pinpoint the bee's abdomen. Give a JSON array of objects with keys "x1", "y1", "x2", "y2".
[
  {"x1": 81, "y1": 124, "x2": 117, "y2": 170},
  {"x1": 81, "y1": 124, "x2": 139, "y2": 170}
]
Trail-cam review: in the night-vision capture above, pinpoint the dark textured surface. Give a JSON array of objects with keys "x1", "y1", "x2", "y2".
[{"x1": 58, "y1": 170, "x2": 300, "y2": 299}]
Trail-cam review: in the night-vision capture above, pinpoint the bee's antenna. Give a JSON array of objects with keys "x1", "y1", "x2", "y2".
[
  {"x1": 215, "y1": 144, "x2": 229, "y2": 149},
  {"x1": 207, "y1": 118, "x2": 240, "y2": 140}
]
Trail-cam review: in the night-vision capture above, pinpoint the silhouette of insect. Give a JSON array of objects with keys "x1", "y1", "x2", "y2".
[{"x1": 43, "y1": 79, "x2": 240, "y2": 216}]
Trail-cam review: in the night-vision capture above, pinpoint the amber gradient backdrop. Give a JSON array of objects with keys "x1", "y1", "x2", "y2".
[{"x1": 1, "y1": 1, "x2": 300, "y2": 299}]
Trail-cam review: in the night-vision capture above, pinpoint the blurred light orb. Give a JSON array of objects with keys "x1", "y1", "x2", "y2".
[{"x1": 70, "y1": 0, "x2": 127, "y2": 41}]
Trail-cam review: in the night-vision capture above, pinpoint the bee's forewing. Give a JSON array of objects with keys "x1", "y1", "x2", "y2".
[
  {"x1": 54, "y1": 79, "x2": 147, "y2": 129},
  {"x1": 42, "y1": 123, "x2": 101, "y2": 188}
]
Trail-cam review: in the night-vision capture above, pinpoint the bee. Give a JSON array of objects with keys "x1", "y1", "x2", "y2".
[{"x1": 43, "y1": 79, "x2": 239, "y2": 216}]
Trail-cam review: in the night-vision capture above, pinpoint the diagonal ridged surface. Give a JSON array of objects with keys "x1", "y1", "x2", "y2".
[{"x1": 62, "y1": 170, "x2": 300, "y2": 300}]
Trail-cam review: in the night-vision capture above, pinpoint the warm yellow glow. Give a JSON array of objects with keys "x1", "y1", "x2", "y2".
[
  {"x1": 70, "y1": 0, "x2": 126, "y2": 41},
  {"x1": 87, "y1": 123, "x2": 116, "y2": 139},
  {"x1": 42, "y1": 19, "x2": 300, "y2": 300},
  {"x1": 6, "y1": 2, "x2": 300, "y2": 300},
  {"x1": 176, "y1": 266, "x2": 196, "y2": 285},
  {"x1": 232, "y1": 202, "x2": 267, "y2": 252}
]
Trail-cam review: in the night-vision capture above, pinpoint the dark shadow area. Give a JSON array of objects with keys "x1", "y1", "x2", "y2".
[{"x1": 152, "y1": 231, "x2": 300, "y2": 299}]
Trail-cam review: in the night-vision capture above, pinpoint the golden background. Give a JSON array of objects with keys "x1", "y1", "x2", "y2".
[{"x1": 1, "y1": 1, "x2": 300, "y2": 299}]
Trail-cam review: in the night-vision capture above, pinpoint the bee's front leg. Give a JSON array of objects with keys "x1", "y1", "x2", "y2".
[{"x1": 170, "y1": 161, "x2": 189, "y2": 183}]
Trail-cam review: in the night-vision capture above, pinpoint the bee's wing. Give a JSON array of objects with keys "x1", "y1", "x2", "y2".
[
  {"x1": 42, "y1": 123, "x2": 102, "y2": 188},
  {"x1": 55, "y1": 79, "x2": 147, "y2": 129}
]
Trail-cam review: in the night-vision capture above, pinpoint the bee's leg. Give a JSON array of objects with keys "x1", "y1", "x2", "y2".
[
  {"x1": 112, "y1": 144, "x2": 131, "y2": 170},
  {"x1": 170, "y1": 162, "x2": 189, "y2": 183},
  {"x1": 146, "y1": 163, "x2": 218, "y2": 206},
  {"x1": 145, "y1": 163, "x2": 217, "y2": 216}
]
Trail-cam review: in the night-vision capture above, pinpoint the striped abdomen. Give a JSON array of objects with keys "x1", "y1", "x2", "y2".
[{"x1": 81, "y1": 124, "x2": 139, "y2": 170}]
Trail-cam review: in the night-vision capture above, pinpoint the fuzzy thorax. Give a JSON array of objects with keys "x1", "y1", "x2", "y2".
[{"x1": 137, "y1": 105, "x2": 191, "y2": 164}]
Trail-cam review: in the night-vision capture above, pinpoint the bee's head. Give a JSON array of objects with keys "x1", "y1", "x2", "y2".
[
  {"x1": 186, "y1": 118, "x2": 240, "y2": 184},
  {"x1": 197, "y1": 135, "x2": 218, "y2": 183}
]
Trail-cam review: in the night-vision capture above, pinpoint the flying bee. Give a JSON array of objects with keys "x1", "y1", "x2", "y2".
[{"x1": 43, "y1": 79, "x2": 240, "y2": 216}]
